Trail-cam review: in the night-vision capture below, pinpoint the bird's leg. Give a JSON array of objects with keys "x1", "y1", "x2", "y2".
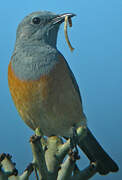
[{"x1": 69, "y1": 126, "x2": 80, "y2": 159}]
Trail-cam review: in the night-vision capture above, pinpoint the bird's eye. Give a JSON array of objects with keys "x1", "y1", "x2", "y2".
[{"x1": 32, "y1": 17, "x2": 41, "y2": 24}]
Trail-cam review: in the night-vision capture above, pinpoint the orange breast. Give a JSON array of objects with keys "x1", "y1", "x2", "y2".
[
  {"x1": 8, "y1": 61, "x2": 49, "y2": 129},
  {"x1": 8, "y1": 56, "x2": 85, "y2": 136}
]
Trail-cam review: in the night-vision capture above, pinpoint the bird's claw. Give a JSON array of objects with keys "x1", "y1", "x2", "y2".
[
  {"x1": 30, "y1": 135, "x2": 41, "y2": 143},
  {"x1": 69, "y1": 126, "x2": 80, "y2": 159}
]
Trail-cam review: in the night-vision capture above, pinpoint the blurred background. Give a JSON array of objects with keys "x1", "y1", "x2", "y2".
[{"x1": 0, "y1": 0, "x2": 121, "y2": 179}]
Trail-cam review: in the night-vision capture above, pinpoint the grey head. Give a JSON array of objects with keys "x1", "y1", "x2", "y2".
[
  {"x1": 11, "y1": 11, "x2": 75, "y2": 80},
  {"x1": 15, "y1": 11, "x2": 75, "y2": 47}
]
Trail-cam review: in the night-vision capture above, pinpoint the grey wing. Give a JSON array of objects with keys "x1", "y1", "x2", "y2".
[{"x1": 64, "y1": 59, "x2": 83, "y2": 105}]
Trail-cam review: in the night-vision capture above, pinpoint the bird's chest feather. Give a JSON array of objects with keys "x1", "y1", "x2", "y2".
[
  {"x1": 8, "y1": 56, "x2": 70, "y2": 112},
  {"x1": 8, "y1": 54, "x2": 83, "y2": 133}
]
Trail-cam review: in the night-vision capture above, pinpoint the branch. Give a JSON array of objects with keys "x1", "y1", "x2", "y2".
[
  {"x1": 57, "y1": 152, "x2": 77, "y2": 180},
  {"x1": 71, "y1": 162, "x2": 97, "y2": 180},
  {"x1": 0, "y1": 126, "x2": 98, "y2": 180},
  {"x1": 0, "y1": 153, "x2": 33, "y2": 180},
  {"x1": 57, "y1": 126, "x2": 87, "y2": 159},
  {"x1": 30, "y1": 135, "x2": 48, "y2": 179}
]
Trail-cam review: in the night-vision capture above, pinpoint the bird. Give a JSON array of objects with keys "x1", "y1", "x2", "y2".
[{"x1": 8, "y1": 11, "x2": 118, "y2": 175}]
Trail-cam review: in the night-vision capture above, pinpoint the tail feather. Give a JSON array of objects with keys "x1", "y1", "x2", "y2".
[{"x1": 78, "y1": 128, "x2": 119, "y2": 175}]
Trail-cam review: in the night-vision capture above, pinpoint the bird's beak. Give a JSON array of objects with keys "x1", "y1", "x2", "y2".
[{"x1": 52, "y1": 13, "x2": 76, "y2": 25}]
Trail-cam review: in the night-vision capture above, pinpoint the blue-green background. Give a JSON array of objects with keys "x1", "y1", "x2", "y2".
[{"x1": 0, "y1": 0, "x2": 121, "y2": 179}]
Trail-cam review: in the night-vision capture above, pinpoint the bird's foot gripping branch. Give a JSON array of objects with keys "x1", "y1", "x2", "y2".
[{"x1": 0, "y1": 126, "x2": 98, "y2": 180}]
